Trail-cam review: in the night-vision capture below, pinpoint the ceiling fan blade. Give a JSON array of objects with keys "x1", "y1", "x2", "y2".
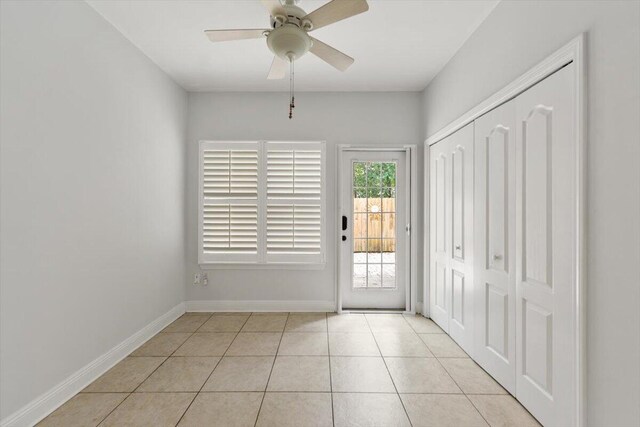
[
  {"x1": 204, "y1": 29, "x2": 268, "y2": 43},
  {"x1": 304, "y1": 0, "x2": 369, "y2": 31},
  {"x1": 310, "y1": 37, "x2": 354, "y2": 71},
  {"x1": 261, "y1": 0, "x2": 285, "y2": 17},
  {"x1": 267, "y1": 56, "x2": 287, "y2": 80}
]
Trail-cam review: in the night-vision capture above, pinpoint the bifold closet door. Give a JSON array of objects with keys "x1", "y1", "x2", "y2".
[
  {"x1": 474, "y1": 99, "x2": 517, "y2": 394},
  {"x1": 429, "y1": 133, "x2": 451, "y2": 331},
  {"x1": 514, "y1": 63, "x2": 577, "y2": 427},
  {"x1": 429, "y1": 123, "x2": 474, "y2": 353}
]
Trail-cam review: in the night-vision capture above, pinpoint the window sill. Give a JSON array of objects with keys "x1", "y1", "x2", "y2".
[{"x1": 198, "y1": 262, "x2": 327, "y2": 271}]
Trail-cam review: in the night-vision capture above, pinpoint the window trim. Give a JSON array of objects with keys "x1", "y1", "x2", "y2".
[{"x1": 198, "y1": 140, "x2": 326, "y2": 268}]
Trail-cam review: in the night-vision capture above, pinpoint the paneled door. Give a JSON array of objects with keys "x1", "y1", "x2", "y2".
[
  {"x1": 429, "y1": 136, "x2": 451, "y2": 329},
  {"x1": 339, "y1": 150, "x2": 408, "y2": 310},
  {"x1": 515, "y1": 63, "x2": 577, "y2": 426},
  {"x1": 429, "y1": 123, "x2": 474, "y2": 353},
  {"x1": 474, "y1": 99, "x2": 517, "y2": 394}
]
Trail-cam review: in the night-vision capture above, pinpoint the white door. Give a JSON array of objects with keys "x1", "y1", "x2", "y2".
[
  {"x1": 339, "y1": 150, "x2": 408, "y2": 310},
  {"x1": 429, "y1": 123, "x2": 474, "y2": 355},
  {"x1": 474, "y1": 99, "x2": 517, "y2": 394},
  {"x1": 515, "y1": 63, "x2": 577, "y2": 426},
  {"x1": 429, "y1": 137, "x2": 451, "y2": 329}
]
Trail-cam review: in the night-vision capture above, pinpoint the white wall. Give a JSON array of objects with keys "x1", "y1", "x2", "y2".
[
  {"x1": 0, "y1": 0, "x2": 187, "y2": 419},
  {"x1": 187, "y1": 92, "x2": 423, "y2": 306},
  {"x1": 420, "y1": 1, "x2": 640, "y2": 425}
]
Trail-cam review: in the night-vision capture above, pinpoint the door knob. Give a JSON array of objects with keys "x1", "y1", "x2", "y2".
[{"x1": 493, "y1": 254, "x2": 502, "y2": 260}]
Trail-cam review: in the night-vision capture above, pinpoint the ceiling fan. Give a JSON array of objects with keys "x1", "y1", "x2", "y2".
[{"x1": 204, "y1": 0, "x2": 369, "y2": 79}]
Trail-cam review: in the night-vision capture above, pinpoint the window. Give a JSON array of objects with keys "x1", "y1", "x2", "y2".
[{"x1": 199, "y1": 141, "x2": 326, "y2": 265}]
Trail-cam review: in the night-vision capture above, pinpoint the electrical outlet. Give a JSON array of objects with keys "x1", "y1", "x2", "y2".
[{"x1": 193, "y1": 273, "x2": 201, "y2": 285}]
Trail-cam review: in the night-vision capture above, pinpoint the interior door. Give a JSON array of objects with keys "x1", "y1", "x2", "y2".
[
  {"x1": 429, "y1": 138, "x2": 451, "y2": 329},
  {"x1": 429, "y1": 123, "x2": 474, "y2": 353},
  {"x1": 447, "y1": 124, "x2": 474, "y2": 352},
  {"x1": 340, "y1": 150, "x2": 407, "y2": 310},
  {"x1": 515, "y1": 63, "x2": 576, "y2": 427},
  {"x1": 474, "y1": 99, "x2": 517, "y2": 394}
]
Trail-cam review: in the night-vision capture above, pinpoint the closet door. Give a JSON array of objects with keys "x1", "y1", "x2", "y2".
[
  {"x1": 447, "y1": 124, "x2": 474, "y2": 352},
  {"x1": 429, "y1": 123, "x2": 474, "y2": 352},
  {"x1": 474, "y1": 100, "x2": 517, "y2": 394},
  {"x1": 515, "y1": 63, "x2": 576, "y2": 426},
  {"x1": 429, "y1": 134, "x2": 452, "y2": 331}
]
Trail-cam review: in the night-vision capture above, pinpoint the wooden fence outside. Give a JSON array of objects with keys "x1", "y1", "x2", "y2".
[{"x1": 353, "y1": 198, "x2": 396, "y2": 253}]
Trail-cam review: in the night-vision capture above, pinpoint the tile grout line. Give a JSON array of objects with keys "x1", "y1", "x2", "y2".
[
  {"x1": 325, "y1": 313, "x2": 335, "y2": 427},
  {"x1": 173, "y1": 312, "x2": 252, "y2": 426},
  {"x1": 427, "y1": 331, "x2": 494, "y2": 426},
  {"x1": 363, "y1": 314, "x2": 414, "y2": 427},
  {"x1": 96, "y1": 312, "x2": 214, "y2": 427},
  {"x1": 409, "y1": 316, "x2": 482, "y2": 425},
  {"x1": 253, "y1": 312, "x2": 290, "y2": 427}
]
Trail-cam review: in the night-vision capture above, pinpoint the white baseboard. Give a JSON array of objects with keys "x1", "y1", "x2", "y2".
[
  {"x1": 185, "y1": 300, "x2": 336, "y2": 313},
  {"x1": 1, "y1": 302, "x2": 185, "y2": 427}
]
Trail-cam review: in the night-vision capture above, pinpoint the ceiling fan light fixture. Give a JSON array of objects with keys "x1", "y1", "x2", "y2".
[
  {"x1": 205, "y1": 0, "x2": 370, "y2": 118},
  {"x1": 266, "y1": 24, "x2": 312, "y2": 60}
]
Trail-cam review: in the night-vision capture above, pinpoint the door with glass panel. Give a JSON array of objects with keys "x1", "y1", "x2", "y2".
[{"x1": 339, "y1": 150, "x2": 408, "y2": 310}]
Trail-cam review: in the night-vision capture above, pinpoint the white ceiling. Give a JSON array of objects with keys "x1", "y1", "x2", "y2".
[{"x1": 87, "y1": 0, "x2": 499, "y2": 92}]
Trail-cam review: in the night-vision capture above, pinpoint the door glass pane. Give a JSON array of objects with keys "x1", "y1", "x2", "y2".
[
  {"x1": 367, "y1": 264, "x2": 382, "y2": 287},
  {"x1": 382, "y1": 264, "x2": 396, "y2": 287},
  {"x1": 352, "y1": 161, "x2": 397, "y2": 289}
]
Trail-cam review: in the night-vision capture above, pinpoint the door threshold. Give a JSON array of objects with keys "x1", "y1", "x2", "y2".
[{"x1": 341, "y1": 308, "x2": 409, "y2": 315}]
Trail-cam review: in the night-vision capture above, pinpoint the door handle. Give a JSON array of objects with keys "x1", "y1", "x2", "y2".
[
  {"x1": 342, "y1": 215, "x2": 348, "y2": 231},
  {"x1": 493, "y1": 254, "x2": 503, "y2": 260}
]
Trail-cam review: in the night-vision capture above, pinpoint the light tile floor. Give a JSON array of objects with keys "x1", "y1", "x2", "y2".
[{"x1": 38, "y1": 313, "x2": 542, "y2": 427}]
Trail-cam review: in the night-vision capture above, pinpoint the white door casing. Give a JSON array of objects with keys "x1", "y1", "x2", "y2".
[
  {"x1": 515, "y1": 63, "x2": 577, "y2": 427},
  {"x1": 429, "y1": 123, "x2": 475, "y2": 354},
  {"x1": 339, "y1": 149, "x2": 408, "y2": 310},
  {"x1": 474, "y1": 99, "x2": 517, "y2": 394}
]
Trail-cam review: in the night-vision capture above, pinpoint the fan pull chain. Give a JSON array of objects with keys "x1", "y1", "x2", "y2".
[{"x1": 289, "y1": 58, "x2": 295, "y2": 119}]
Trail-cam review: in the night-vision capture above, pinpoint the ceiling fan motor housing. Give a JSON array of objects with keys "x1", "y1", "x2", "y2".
[{"x1": 266, "y1": 23, "x2": 312, "y2": 61}]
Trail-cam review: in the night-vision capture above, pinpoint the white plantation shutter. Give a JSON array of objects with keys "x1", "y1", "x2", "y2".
[
  {"x1": 200, "y1": 142, "x2": 260, "y2": 263},
  {"x1": 203, "y1": 150, "x2": 259, "y2": 198},
  {"x1": 266, "y1": 142, "x2": 325, "y2": 263},
  {"x1": 266, "y1": 204, "x2": 322, "y2": 251},
  {"x1": 199, "y1": 141, "x2": 325, "y2": 265},
  {"x1": 267, "y1": 150, "x2": 322, "y2": 198},
  {"x1": 202, "y1": 204, "x2": 258, "y2": 252}
]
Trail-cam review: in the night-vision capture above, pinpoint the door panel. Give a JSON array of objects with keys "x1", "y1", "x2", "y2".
[
  {"x1": 515, "y1": 63, "x2": 576, "y2": 427},
  {"x1": 487, "y1": 126, "x2": 509, "y2": 274},
  {"x1": 429, "y1": 123, "x2": 474, "y2": 352},
  {"x1": 474, "y1": 100, "x2": 517, "y2": 394},
  {"x1": 486, "y1": 283, "x2": 508, "y2": 358}
]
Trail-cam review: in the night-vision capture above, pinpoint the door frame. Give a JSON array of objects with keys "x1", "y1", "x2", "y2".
[
  {"x1": 423, "y1": 34, "x2": 586, "y2": 426},
  {"x1": 336, "y1": 145, "x2": 418, "y2": 314}
]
